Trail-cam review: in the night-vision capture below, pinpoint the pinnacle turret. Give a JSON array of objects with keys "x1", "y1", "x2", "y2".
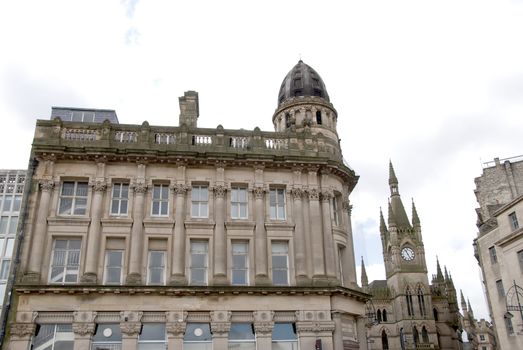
[
  {"x1": 379, "y1": 207, "x2": 387, "y2": 234},
  {"x1": 361, "y1": 257, "x2": 368, "y2": 288},
  {"x1": 436, "y1": 257, "x2": 444, "y2": 282},
  {"x1": 387, "y1": 162, "x2": 411, "y2": 229},
  {"x1": 387, "y1": 200, "x2": 396, "y2": 227},
  {"x1": 461, "y1": 290, "x2": 467, "y2": 311},
  {"x1": 389, "y1": 160, "x2": 398, "y2": 189},
  {"x1": 412, "y1": 199, "x2": 420, "y2": 226}
]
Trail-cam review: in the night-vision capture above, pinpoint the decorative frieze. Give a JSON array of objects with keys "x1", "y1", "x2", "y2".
[
  {"x1": 39, "y1": 180, "x2": 54, "y2": 192},
  {"x1": 296, "y1": 321, "x2": 336, "y2": 334}
]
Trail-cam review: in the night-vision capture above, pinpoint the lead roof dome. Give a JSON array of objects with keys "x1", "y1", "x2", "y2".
[{"x1": 278, "y1": 60, "x2": 330, "y2": 106}]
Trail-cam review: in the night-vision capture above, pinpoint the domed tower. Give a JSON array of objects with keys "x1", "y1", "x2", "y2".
[{"x1": 273, "y1": 60, "x2": 339, "y2": 144}]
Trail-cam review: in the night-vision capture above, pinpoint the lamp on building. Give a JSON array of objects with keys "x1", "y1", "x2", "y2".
[{"x1": 505, "y1": 280, "x2": 523, "y2": 333}]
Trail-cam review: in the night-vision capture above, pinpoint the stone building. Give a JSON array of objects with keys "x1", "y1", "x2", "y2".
[
  {"x1": 362, "y1": 164, "x2": 463, "y2": 349},
  {"x1": 474, "y1": 156, "x2": 523, "y2": 350},
  {"x1": 4, "y1": 61, "x2": 369, "y2": 350},
  {"x1": 460, "y1": 291, "x2": 497, "y2": 350}
]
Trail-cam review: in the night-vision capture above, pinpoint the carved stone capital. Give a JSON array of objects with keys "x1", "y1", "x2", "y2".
[
  {"x1": 253, "y1": 186, "x2": 265, "y2": 199},
  {"x1": 170, "y1": 184, "x2": 188, "y2": 195},
  {"x1": 320, "y1": 191, "x2": 333, "y2": 202},
  {"x1": 90, "y1": 181, "x2": 107, "y2": 192},
  {"x1": 213, "y1": 185, "x2": 227, "y2": 198},
  {"x1": 120, "y1": 322, "x2": 142, "y2": 336},
  {"x1": 39, "y1": 180, "x2": 55, "y2": 192},
  {"x1": 210, "y1": 321, "x2": 231, "y2": 337},
  {"x1": 342, "y1": 201, "x2": 352, "y2": 215},
  {"x1": 131, "y1": 183, "x2": 147, "y2": 194},
  {"x1": 290, "y1": 188, "x2": 304, "y2": 200},
  {"x1": 253, "y1": 322, "x2": 274, "y2": 335},
  {"x1": 307, "y1": 188, "x2": 320, "y2": 200},
  {"x1": 166, "y1": 322, "x2": 187, "y2": 336},
  {"x1": 10, "y1": 323, "x2": 36, "y2": 339},
  {"x1": 73, "y1": 322, "x2": 96, "y2": 337}
]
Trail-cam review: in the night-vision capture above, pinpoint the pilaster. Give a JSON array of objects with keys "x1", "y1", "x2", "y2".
[
  {"x1": 166, "y1": 311, "x2": 187, "y2": 350},
  {"x1": 127, "y1": 181, "x2": 146, "y2": 285},
  {"x1": 253, "y1": 186, "x2": 270, "y2": 285},
  {"x1": 72, "y1": 311, "x2": 97, "y2": 350},
  {"x1": 213, "y1": 184, "x2": 228, "y2": 285},
  {"x1": 170, "y1": 183, "x2": 188, "y2": 285},
  {"x1": 210, "y1": 311, "x2": 231, "y2": 349},
  {"x1": 253, "y1": 311, "x2": 274, "y2": 350},
  {"x1": 119, "y1": 311, "x2": 143, "y2": 350},
  {"x1": 307, "y1": 187, "x2": 326, "y2": 283}
]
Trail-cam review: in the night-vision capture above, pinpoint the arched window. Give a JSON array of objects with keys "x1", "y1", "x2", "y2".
[
  {"x1": 381, "y1": 330, "x2": 389, "y2": 350},
  {"x1": 406, "y1": 287, "x2": 414, "y2": 317},
  {"x1": 376, "y1": 309, "x2": 382, "y2": 323},
  {"x1": 316, "y1": 111, "x2": 322, "y2": 125},
  {"x1": 413, "y1": 326, "x2": 419, "y2": 346},
  {"x1": 285, "y1": 113, "x2": 291, "y2": 128},
  {"x1": 382, "y1": 309, "x2": 388, "y2": 322},
  {"x1": 422, "y1": 326, "x2": 429, "y2": 343},
  {"x1": 433, "y1": 308, "x2": 439, "y2": 321},
  {"x1": 417, "y1": 287, "x2": 426, "y2": 317}
]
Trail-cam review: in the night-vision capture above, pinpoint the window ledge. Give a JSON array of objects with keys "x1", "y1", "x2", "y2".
[
  {"x1": 225, "y1": 221, "x2": 255, "y2": 229},
  {"x1": 143, "y1": 218, "x2": 175, "y2": 227},
  {"x1": 48, "y1": 217, "x2": 91, "y2": 226},
  {"x1": 101, "y1": 218, "x2": 133, "y2": 227},
  {"x1": 185, "y1": 221, "x2": 215, "y2": 229},
  {"x1": 265, "y1": 222, "x2": 294, "y2": 231}
]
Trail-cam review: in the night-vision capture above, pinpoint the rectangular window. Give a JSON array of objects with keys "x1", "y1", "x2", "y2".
[
  {"x1": 2, "y1": 196, "x2": 11, "y2": 212},
  {"x1": 147, "y1": 251, "x2": 165, "y2": 285},
  {"x1": 190, "y1": 241, "x2": 208, "y2": 285},
  {"x1": 269, "y1": 188, "x2": 286, "y2": 220},
  {"x1": 338, "y1": 245, "x2": 345, "y2": 285},
  {"x1": 12, "y1": 196, "x2": 21, "y2": 212},
  {"x1": 191, "y1": 186, "x2": 209, "y2": 218},
  {"x1": 272, "y1": 323, "x2": 298, "y2": 350},
  {"x1": 0, "y1": 217, "x2": 7, "y2": 234},
  {"x1": 232, "y1": 242, "x2": 249, "y2": 285},
  {"x1": 229, "y1": 323, "x2": 256, "y2": 350},
  {"x1": 0, "y1": 260, "x2": 10, "y2": 280},
  {"x1": 496, "y1": 279, "x2": 505, "y2": 298},
  {"x1": 138, "y1": 323, "x2": 166, "y2": 349},
  {"x1": 49, "y1": 239, "x2": 81, "y2": 283},
  {"x1": 509, "y1": 212, "x2": 519, "y2": 231},
  {"x1": 479, "y1": 334, "x2": 485, "y2": 341},
  {"x1": 104, "y1": 250, "x2": 123, "y2": 285},
  {"x1": 272, "y1": 242, "x2": 289, "y2": 286},
  {"x1": 58, "y1": 181, "x2": 88, "y2": 215},
  {"x1": 231, "y1": 187, "x2": 248, "y2": 219},
  {"x1": 151, "y1": 184, "x2": 169, "y2": 216},
  {"x1": 505, "y1": 316, "x2": 514, "y2": 335},
  {"x1": 489, "y1": 246, "x2": 497, "y2": 264},
  {"x1": 31, "y1": 324, "x2": 74, "y2": 350},
  {"x1": 92, "y1": 324, "x2": 122, "y2": 349},
  {"x1": 332, "y1": 196, "x2": 340, "y2": 226},
  {"x1": 111, "y1": 183, "x2": 129, "y2": 215},
  {"x1": 184, "y1": 323, "x2": 212, "y2": 349}
]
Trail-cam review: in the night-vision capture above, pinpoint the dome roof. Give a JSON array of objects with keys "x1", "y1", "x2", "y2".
[{"x1": 278, "y1": 60, "x2": 330, "y2": 106}]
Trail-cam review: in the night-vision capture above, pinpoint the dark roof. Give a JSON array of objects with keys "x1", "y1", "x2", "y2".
[
  {"x1": 277, "y1": 60, "x2": 330, "y2": 106},
  {"x1": 51, "y1": 106, "x2": 119, "y2": 124}
]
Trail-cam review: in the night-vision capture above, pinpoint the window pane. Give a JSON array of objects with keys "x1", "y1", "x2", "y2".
[
  {"x1": 238, "y1": 189, "x2": 247, "y2": 202},
  {"x1": 229, "y1": 323, "x2": 255, "y2": 340},
  {"x1": 0, "y1": 217, "x2": 7, "y2": 234},
  {"x1": 76, "y1": 183, "x2": 88, "y2": 196},
  {"x1": 0, "y1": 260, "x2": 10, "y2": 279},
  {"x1": 270, "y1": 190, "x2": 276, "y2": 205},
  {"x1": 161, "y1": 186, "x2": 168, "y2": 199},
  {"x1": 200, "y1": 204, "x2": 208, "y2": 217},
  {"x1": 74, "y1": 198, "x2": 87, "y2": 215},
  {"x1": 121, "y1": 184, "x2": 129, "y2": 197},
  {"x1": 233, "y1": 255, "x2": 247, "y2": 268},
  {"x1": 4, "y1": 239, "x2": 14, "y2": 257},
  {"x1": 192, "y1": 254, "x2": 206, "y2": 267},
  {"x1": 152, "y1": 202, "x2": 160, "y2": 215},
  {"x1": 8, "y1": 217, "x2": 18, "y2": 234},
  {"x1": 149, "y1": 252, "x2": 164, "y2": 267},
  {"x1": 160, "y1": 203, "x2": 168, "y2": 216},
  {"x1": 184, "y1": 323, "x2": 212, "y2": 342},
  {"x1": 12, "y1": 196, "x2": 21, "y2": 211},
  {"x1": 59, "y1": 198, "x2": 73, "y2": 215},
  {"x1": 107, "y1": 267, "x2": 121, "y2": 283},
  {"x1": 272, "y1": 243, "x2": 288, "y2": 254},
  {"x1": 239, "y1": 204, "x2": 247, "y2": 218},
  {"x1": 277, "y1": 205, "x2": 285, "y2": 219},
  {"x1": 272, "y1": 323, "x2": 297, "y2": 341},
  {"x1": 111, "y1": 199, "x2": 120, "y2": 214},
  {"x1": 139, "y1": 323, "x2": 166, "y2": 341},
  {"x1": 61, "y1": 182, "x2": 75, "y2": 195},
  {"x1": 2, "y1": 197, "x2": 10, "y2": 212},
  {"x1": 191, "y1": 269, "x2": 205, "y2": 284},
  {"x1": 120, "y1": 200, "x2": 128, "y2": 214},
  {"x1": 231, "y1": 189, "x2": 238, "y2": 202},
  {"x1": 69, "y1": 239, "x2": 81, "y2": 249},
  {"x1": 272, "y1": 256, "x2": 287, "y2": 268},
  {"x1": 273, "y1": 271, "x2": 288, "y2": 285},
  {"x1": 232, "y1": 270, "x2": 246, "y2": 285},
  {"x1": 108, "y1": 251, "x2": 123, "y2": 266}
]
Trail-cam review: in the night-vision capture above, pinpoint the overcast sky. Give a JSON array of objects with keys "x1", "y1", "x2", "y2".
[{"x1": 1, "y1": 0, "x2": 522, "y2": 320}]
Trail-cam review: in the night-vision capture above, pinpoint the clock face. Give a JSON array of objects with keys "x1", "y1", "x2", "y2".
[{"x1": 401, "y1": 247, "x2": 415, "y2": 261}]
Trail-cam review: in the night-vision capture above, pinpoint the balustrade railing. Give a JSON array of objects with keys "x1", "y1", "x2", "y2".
[
  {"x1": 155, "y1": 133, "x2": 176, "y2": 144},
  {"x1": 63, "y1": 129, "x2": 96, "y2": 141},
  {"x1": 230, "y1": 136, "x2": 249, "y2": 149},
  {"x1": 114, "y1": 131, "x2": 137, "y2": 143},
  {"x1": 264, "y1": 138, "x2": 288, "y2": 150},
  {"x1": 192, "y1": 135, "x2": 212, "y2": 145}
]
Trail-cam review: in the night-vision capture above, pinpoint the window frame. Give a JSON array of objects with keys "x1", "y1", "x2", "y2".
[
  {"x1": 231, "y1": 241, "x2": 249, "y2": 286},
  {"x1": 496, "y1": 279, "x2": 505, "y2": 298},
  {"x1": 269, "y1": 188, "x2": 286, "y2": 220},
  {"x1": 147, "y1": 250, "x2": 166, "y2": 285},
  {"x1": 151, "y1": 184, "x2": 169, "y2": 217},
  {"x1": 488, "y1": 246, "x2": 497, "y2": 264},
  {"x1": 190, "y1": 241, "x2": 208, "y2": 286},
  {"x1": 138, "y1": 323, "x2": 167, "y2": 349},
  {"x1": 48, "y1": 238, "x2": 81, "y2": 284},
  {"x1": 231, "y1": 187, "x2": 248, "y2": 219},
  {"x1": 509, "y1": 212, "x2": 519, "y2": 231},
  {"x1": 271, "y1": 241, "x2": 289, "y2": 286},
  {"x1": 191, "y1": 185, "x2": 209, "y2": 218},
  {"x1": 58, "y1": 181, "x2": 88, "y2": 216},
  {"x1": 104, "y1": 250, "x2": 124, "y2": 285},
  {"x1": 110, "y1": 182, "x2": 129, "y2": 216},
  {"x1": 332, "y1": 195, "x2": 340, "y2": 226}
]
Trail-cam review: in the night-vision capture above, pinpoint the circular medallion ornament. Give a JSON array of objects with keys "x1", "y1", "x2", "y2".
[
  {"x1": 401, "y1": 247, "x2": 415, "y2": 261},
  {"x1": 103, "y1": 328, "x2": 113, "y2": 338},
  {"x1": 194, "y1": 327, "x2": 203, "y2": 337}
]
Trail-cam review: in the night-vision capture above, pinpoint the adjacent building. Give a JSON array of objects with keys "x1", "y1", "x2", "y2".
[
  {"x1": 474, "y1": 156, "x2": 523, "y2": 349},
  {"x1": 362, "y1": 164, "x2": 463, "y2": 349},
  {"x1": 4, "y1": 61, "x2": 370, "y2": 349}
]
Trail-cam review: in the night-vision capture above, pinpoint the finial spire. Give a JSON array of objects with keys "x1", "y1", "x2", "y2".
[
  {"x1": 379, "y1": 207, "x2": 387, "y2": 234},
  {"x1": 387, "y1": 200, "x2": 396, "y2": 227},
  {"x1": 361, "y1": 257, "x2": 368, "y2": 288},
  {"x1": 412, "y1": 198, "x2": 420, "y2": 226},
  {"x1": 467, "y1": 298, "x2": 474, "y2": 317},
  {"x1": 436, "y1": 256, "x2": 444, "y2": 281},
  {"x1": 389, "y1": 160, "x2": 399, "y2": 195},
  {"x1": 460, "y1": 290, "x2": 467, "y2": 309}
]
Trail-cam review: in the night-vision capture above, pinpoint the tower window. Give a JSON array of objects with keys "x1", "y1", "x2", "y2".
[
  {"x1": 316, "y1": 111, "x2": 322, "y2": 125},
  {"x1": 406, "y1": 288, "x2": 414, "y2": 317},
  {"x1": 509, "y1": 212, "x2": 519, "y2": 231},
  {"x1": 417, "y1": 288, "x2": 426, "y2": 317},
  {"x1": 285, "y1": 113, "x2": 291, "y2": 129},
  {"x1": 293, "y1": 78, "x2": 302, "y2": 88},
  {"x1": 488, "y1": 246, "x2": 497, "y2": 264}
]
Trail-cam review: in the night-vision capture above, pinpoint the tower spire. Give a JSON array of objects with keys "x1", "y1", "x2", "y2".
[
  {"x1": 467, "y1": 298, "x2": 475, "y2": 318},
  {"x1": 387, "y1": 200, "x2": 396, "y2": 227},
  {"x1": 436, "y1": 257, "x2": 444, "y2": 281},
  {"x1": 461, "y1": 290, "x2": 467, "y2": 312},
  {"x1": 387, "y1": 162, "x2": 411, "y2": 228},
  {"x1": 379, "y1": 207, "x2": 387, "y2": 234},
  {"x1": 361, "y1": 257, "x2": 368, "y2": 288},
  {"x1": 412, "y1": 198, "x2": 420, "y2": 226}
]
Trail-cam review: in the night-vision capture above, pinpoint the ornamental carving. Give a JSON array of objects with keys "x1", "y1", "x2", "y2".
[
  {"x1": 120, "y1": 322, "x2": 142, "y2": 336},
  {"x1": 74, "y1": 311, "x2": 97, "y2": 323},
  {"x1": 296, "y1": 321, "x2": 335, "y2": 333},
  {"x1": 213, "y1": 185, "x2": 227, "y2": 198},
  {"x1": 307, "y1": 188, "x2": 320, "y2": 200},
  {"x1": 320, "y1": 191, "x2": 333, "y2": 201},
  {"x1": 72, "y1": 322, "x2": 95, "y2": 336},
  {"x1": 171, "y1": 184, "x2": 188, "y2": 195},
  {"x1": 253, "y1": 186, "x2": 265, "y2": 199},
  {"x1": 90, "y1": 181, "x2": 107, "y2": 192},
  {"x1": 39, "y1": 180, "x2": 55, "y2": 192},
  {"x1": 210, "y1": 321, "x2": 231, "y2": 335},
  {"x1": 166, "y1": 322, "x2": 187, "y2": 336},
  {"x1": 10, "y1": 323, "x2": 36, "y2": 339},
  {"x1": 342, "y1": 200, "x2": 352, "y2": 213},
  {"x1": 132, "y1": 183, "x2": 147, "y2": 194},
  {"x1": 253, "y1": 322, "x2": 274, "y2": 335},
  {"x1": 290, "y1": 188, "x2": 304, "y2": 200}
]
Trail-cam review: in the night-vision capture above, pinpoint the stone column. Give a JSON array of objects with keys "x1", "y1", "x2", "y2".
[
  {"x1": 356, "y1": 317, "x2": 367, "y2": 350},
  {"x1": 320, "y1": 191, "x2": 336, "y2": 280},
  {"x1": 291, "y1": 188, "x2": 307, "y2": 285},
  {"x1": 73, "y1": 311, "x2": 97, "y2": 350},
  {"x1": 82, "y1": 181, "x2": 106, "y2": 283},
  {"x1": 253, "y1": 311, "x2": 274, "y2": 350},
  {"x1": 211, "y1": 311, "x2": 231, "y2": 350},
  {"x1": 342, "y1": 200, "x2": 358, "y2": 286},
  {"x1": 166, "y1": 311, "x2": 187, "y2": 350},
  {"x1": 253, "y1": 186, "x2": 269, "y2": 285},
  {"x1": 120, "y1": 311, "x2": 142, "y2": 350},
  {"x1": 213, "y1": 185, "x2": 227, "y2": 285},
  {"x1": 170, "y1": 184, "x2": 187, "y2": 285},
  {"x1": 308, "y1": 189, "x2": 325, "y2": 281},
  {"x1": 332, "y1": 312, "x2": 343, "y2": 350},
  {"x1": 25, "y1": 180, "x2": 54, "y2": 282},
  {"x1": 9, "y1": 323, "x2": 36, "y2": 350},
  {"x1": 126, "y1": 183, "x2": 146, "y2": 285}
]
